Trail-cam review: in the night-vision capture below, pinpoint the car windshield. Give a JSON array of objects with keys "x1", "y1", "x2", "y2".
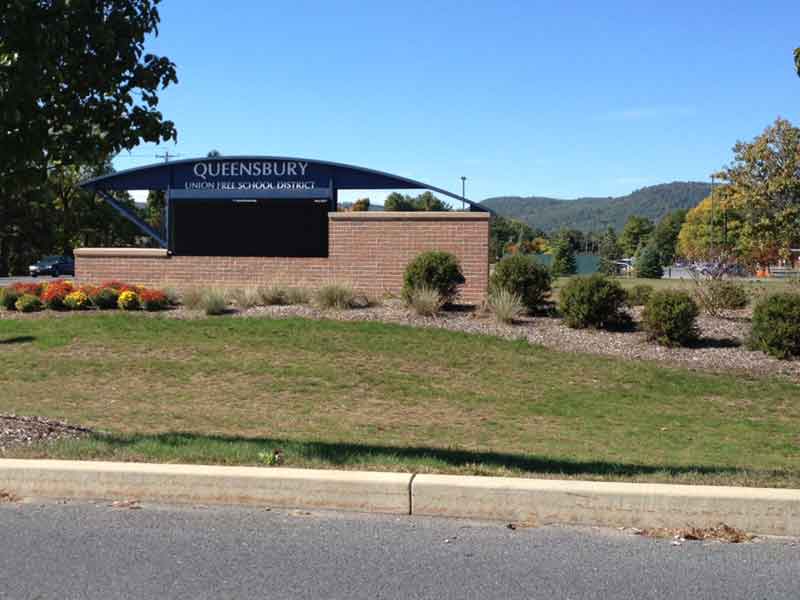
[{"x1": 41, "y1": 256, "x2": 62, "y2": 264}]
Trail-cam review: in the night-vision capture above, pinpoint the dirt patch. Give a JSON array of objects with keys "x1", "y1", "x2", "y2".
[
  {"x1": 0, "y1": 490, "x2": 20, "y2": 503},
  {"x1": 636, "y1": 523, "x2": 755, "y2": 543},
  {"x1": 0, "y1": 414, "x2": 93, "y2": 451}
]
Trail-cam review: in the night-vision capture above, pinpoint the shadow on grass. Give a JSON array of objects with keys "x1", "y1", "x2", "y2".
[
  {"x1": 0, "y1": 336, "x2": 35, "y2": 345},
  {"x1": 81, "y1": 431, "x2": 776, "y2": 480}
]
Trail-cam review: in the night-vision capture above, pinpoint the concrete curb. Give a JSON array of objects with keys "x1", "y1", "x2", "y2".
[
  {"x1": 0, "y1": 459, "x2": 412, "y2": 515},
  {"x1": 1, "y1": 460, "x2": 799, "y2": 536},
  {"x1": 411, "y1": 474, "x2": 800, "y2": 536}
]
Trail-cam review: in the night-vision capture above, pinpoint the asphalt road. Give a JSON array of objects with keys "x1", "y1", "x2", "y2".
[{"x1": 0, "y1": 500, "x2": 797, "y2": 599}]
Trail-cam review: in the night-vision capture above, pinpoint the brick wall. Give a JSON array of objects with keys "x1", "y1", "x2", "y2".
[{"x1": 75, "y1": 212, "x2": 490, "y2": 303}]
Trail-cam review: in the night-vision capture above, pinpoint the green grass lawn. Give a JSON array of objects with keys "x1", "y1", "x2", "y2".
[{"x1": 1, "y1": 314, "x2": 798, "y2": 487}]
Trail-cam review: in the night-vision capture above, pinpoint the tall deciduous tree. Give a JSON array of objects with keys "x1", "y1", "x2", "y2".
[
  {"x1": 0, "y1": 0, "x2": 177, "y2": 274},
  {"x1": 795, "y1": 47, "x2": 800, "y2": 76},
  {"x1": 715, "y1": 117, "x2": 800, "y2": 265},
  {"x1": 677, "y1": 194, "x2": 744, "y2": 262}
]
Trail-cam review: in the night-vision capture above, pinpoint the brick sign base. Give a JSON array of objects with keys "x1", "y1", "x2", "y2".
[{"x1": 74, "y1": 212, "x2": 490, "y2": 304}]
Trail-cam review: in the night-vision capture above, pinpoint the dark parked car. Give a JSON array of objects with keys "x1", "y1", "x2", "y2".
[{"x1": 29, "y1": 255, "x2": 75, "y2": 277}]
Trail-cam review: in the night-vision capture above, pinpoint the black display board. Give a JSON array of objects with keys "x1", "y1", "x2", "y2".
[{"x1": 172, "y1": 198, "x2": 329, "y2": 257}]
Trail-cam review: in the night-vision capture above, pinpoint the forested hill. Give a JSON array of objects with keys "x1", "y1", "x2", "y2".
[{"x1": 480, "y1": 181, "x2": 711, "y2": 231}]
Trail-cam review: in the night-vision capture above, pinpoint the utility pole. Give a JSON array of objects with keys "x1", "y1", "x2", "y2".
[
  {"x1": 155, "y1": 151, "x2": 179, "y2": 163},
  {"x1": 460, "y1": 176, "x2": 467, "y2": 211}
]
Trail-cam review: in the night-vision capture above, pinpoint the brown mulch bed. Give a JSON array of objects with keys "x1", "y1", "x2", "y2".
[
  {"x1": 0, "y1": 414, "x2": 93, "y2": 452},
  {"x1": 2, "y1": 300, "x2": 798, "y2": 381}
]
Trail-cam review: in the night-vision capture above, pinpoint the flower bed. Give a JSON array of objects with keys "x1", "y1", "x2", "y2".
[{"x1": 0, "y1": 280, "x2": 171, "y2": 313}]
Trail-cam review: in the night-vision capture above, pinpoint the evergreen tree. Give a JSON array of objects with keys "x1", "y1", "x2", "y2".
[
  {"x1": 551, "y1": 233, "x2": 577, "y2": 277},
  {"x1": 619, "y1": 216, "x2": 654, "y2": 257},
  {"x1": 635, "y1": 242, "x2": 664, "y2": 279},
  {"x1": 598, "y1": 227, "x2": 623, "y2": 275}
]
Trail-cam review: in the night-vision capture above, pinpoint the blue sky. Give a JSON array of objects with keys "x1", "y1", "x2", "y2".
[{"x1": 120, "y1": 0, "x2": 800, "y2": 205}]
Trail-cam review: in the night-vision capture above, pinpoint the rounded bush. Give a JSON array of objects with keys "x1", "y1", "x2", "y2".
[
  {"x1": 90, "y1": 287, "x2": 119, "y2": 310},
  {"x1": 117, "y1": 290, "x2": 140, "y2": 311},
  {"x1": 402, "y1": 251, "x2": 465, "y2": 304},
  {"x1": 139, "y1": 289, "x2": 169, "y2": 311},
  {"x1": 626, "y1": 284, "x2": 654, "y2": 307},
  {"x1": 0, "y1": 288, "x2": 20, "y2": 311},
  {"x1": 490, "y1": 255, "x2": 551, "y2": 312},
  {"x1": 558, "y1": 274, "x2": 629, "y2": 329},
  {"x1": 749, "y1": 293, "x2": 800, "y2": 359},
  {"x1": 41, "y1": 280, "x2": 74, "y2": 310},
  {"x1": 15, "y1": 294, "x2": 43, "y2": 313},
  {"x1": 642, "y1": 290, "x2": 699, "y2": 346},
  {"x1": 706, "y1": 280, "x2": 749, "y2": 310},
  {"x1": 64, "y1": 290, "x2": 90, "y2": 310}
]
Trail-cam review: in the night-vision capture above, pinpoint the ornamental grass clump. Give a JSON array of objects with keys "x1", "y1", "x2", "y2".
[
  {"x1": 315, "y1": 283, "x2": 356, "y2": 310},
  {"x1": 487, "y1": 287, "x2": 525, "y2": 324},
  {"x1": 285, "y1": 288, "x2": 310, "y2": 305},
  {"x1": 402, "y1": 251, "x2": 465, "y2": 306},
  {"x1": 0, "y1": 288, "x2": 20, "y2": 310},
  {"x1": 181, "y1": 287, "x2": 205, "y2": 310},
  {"x1": 117, "y1": 290, "x2": 140, "y2": 311},
  {"x1": 140, "y1": 289, "x2": 169, "y2": 311},
  {"x1": 15, "y1": 294, "x2": 43, "y2": 313},
  {"x1": 201, "y1": 288, "x2": 228, "y2": 316},
  {"x1": 749, "y1": 293, "x2": 800, "y2": 360},
  {"x1": 558, "y1": 274, "x2": 629, "y2": 329},
  {"x1": 227, "y1": 287, "x2": 261, "y2": 309},
  {"x1": 407, "y1": 285, "x2": 444, "y2": 316},
  {"x1": 64, "y1": 290, "x2": 90, "y2": 311},
  {"x1": 41, "y1": 280, "x2": 74, "y2": 310},
  {"x1": 258, "y1": 285, "x2": 288, "y2": 305},
  {"x1": 642, "y1": 290, "x2": 700, "y2": 347},
  {"x1": 489, "y1": 254, "x2": 551, "y2": 313}
]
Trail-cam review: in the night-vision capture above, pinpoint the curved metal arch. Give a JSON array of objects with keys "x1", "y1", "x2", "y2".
[{"x1": 81, "y1": 155, "x2": 491, "y2": 212}]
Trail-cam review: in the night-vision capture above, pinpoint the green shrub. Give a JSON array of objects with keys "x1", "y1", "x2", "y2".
[
  {"x1": 285, "y1": 288, "x2": 310, "y2": 305},
  {"x1": 490, "y1": 254, "x2": 551, "y2": 312},
  {"x1": 315, "y1": 283, "x2": 356, "y2": 309},
  {"x1": 0, "y1": 288, "x2": 20, "y2": 311},
  {"x1": 181, "y1": 287, "x2": 205, "y2": 310},
  {"x1": 89, "y1": 287, "x2": 119, "y2": 310},
  {"x1": 402, "y1": 251, "x2": 465, "y2": 305},
  {"x1": 487, "y1": 288, "x2": 525, "y2": 324},
  {"x1": 15, "y1": 294, "x2": 43, "y2": 313},
  {"x1": 749, "y1": 293, "x2": 800, "y2": 359},
  {"x1": 695, "y1": 280, "x2": 749, "y2": 314},
  {"x1": 258, "y1": 285, "x2": 288, "y2": 305},
  {"x1": 202, "y1": 289, "x2": 228, "y2": 316},
  {"x1": 626, "y1": 284, "x2": 654, "y2": 306},
  {"x1": 558, "y1": 274, "x2": 629, "y2": 329},
  {"x1": 406, "y1": 285, "x2": 443, "y2": 316},
  {"x1": 642, "y1": 290, "x2": 699, "y2": 347}
]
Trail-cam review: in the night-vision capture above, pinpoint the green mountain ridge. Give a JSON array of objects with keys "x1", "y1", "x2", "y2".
[{"x1": 480, "y1": 181, "x2": 712, "y2": 232}]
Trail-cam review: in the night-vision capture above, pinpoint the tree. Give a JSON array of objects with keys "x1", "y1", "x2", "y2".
[
  {"x1": 207, "y1": 150, "x2": 222, "y2": 157},
  {"x1": 714, "y1": 117, "x2": 800, "y2": 265},
  {"x1": 651, "y1": 209, "x2": 687, "y2": 266},
  {"x1": 598, "y1": 227, "x2": 623, "y2": 275},
  {"x1": 551, "y1": 233, "x2": 577, "y2": 277},
  {"x1": 795, "y1": 47, "x2": 800, "y2": 76},
  {"x1": 489, "y1": 216, "x2": 538, "y2": 260},
  {"x1": 635, "y1": 242, "x2": 664, "y2": 279},
  {"x1": 0, "y1": 0, "x2": 177, "y2": 274},
  {"x1": 619, "y1": 216, "x2": 654, "y2": 257},
  {"x1": 677, "y1": 194, "x2": 745, "y2": 262},
  {"x1": 384, "y1": 191, "x2": 450, "y2": 211},
  {"x1": 145, "y1": 190, "x2": 166, "y2": 234},
  {"x1": 351, "y1": 198, "x2": 370, "y2": 212}
]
